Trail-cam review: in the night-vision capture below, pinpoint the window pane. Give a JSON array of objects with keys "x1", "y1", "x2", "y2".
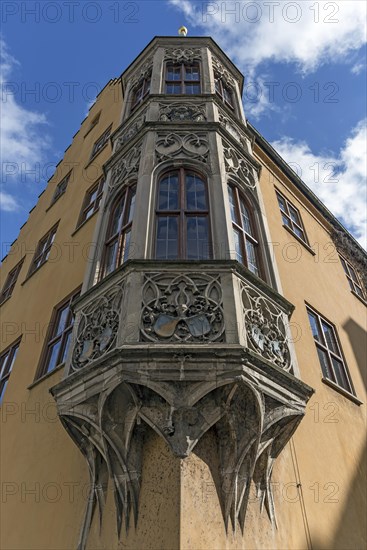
[
  {"x1": 156, "y1": 217, "x2": 178, "y2": 259},
  {"x1": 347, "y1": 277, "x2": 354, "y2": 291},
  {"x1": 317, "y1": 347, "x2": 334, "y2": 380},
  {"x1": 104, "y1": 240, "x2": 119, "y2": 275},
  {"x1": 277, "y1": 194, "x2": 286, "y2": 211},
  {"x1": 186, "y1": 217, "x2": 209, "y2": 260},
  {"x1": 240, "y1": 199, "x2": 252, "y2": 235},
  {"x1": 340, "y1": 258, "x2": 348, "y2": 275},
  {"x1": 228, "y1": 186, "x2": 237, "y2": 223},
  {"x1": 186, "y1": 174, "x2": 206, "y2": 210},
  {"x1": 185, "y1": 83, "x2": 201, "y2": 94},
  {"x1": 288, "y1": 205, "x2": 301, "y2": 225},
  {"x1": 128, "y1": 189, "x2": 136, "y2": 223},
  {"x1": 321, "y1": 322, "x2": 339, "y2": 354},
  {"x1": 233, "y1": 229, "x2": 244, "y2": 263},
  {"x1": 349, "y1": 266, "x2": 359, "y2": 284},
  {"x1": 84, "y1": 206, "x2": 95, "y2": 221},
  {"x1": 110, "y1": 199, "x2": 125, "y2": 236},
  {"x1": 282, "y1": 214, "x2": 291, "y2": 227},
  {"x1": 45, "y1": 341, "x2": 62, "y2": 373},
  {"x1": 166, "y1": 84, "x2": 181, "y2": 94},
  {"x1": 122, "y1": 230, "x2": 131, "y2": 263},
  {"x1": 332, "y1": 357, "x2": 351, "y2": 392},
  {"x1": 223, "y1": 87, "x2": 232, "y2": 105},
  {"x1": 55, "y1": 306, "x2": 69, "y2": 337},
  {"x1": 61, "y1": 331, "x2": 72, "y2": 364},
  {"x1": 308, "y1": 311, "x2": 322, "y2": 342},
  {"x1": 158, "y1": 175, "x2": 179, "y2": 210},
  {"x1": 293, "y1": 225, "x2": 305, "y2": 240},
  {"x1": 185, "y1": 66, "x2": 200, "y2": 80},
  {"x1": 354, "y1": 285, "x2": 364, "y2": 298},
  {"x1": 215, "y1": 79, "x2": 221, "y2": 94},
  {"x1": 0, "y1": 380, "x2": 9, "y2": 404},
  {"x1": 166, "y1": 65, "x2": 181, "y2": 80},
  {"x1": 246, "y1": 241, "x2": 259, "y2": 276},
  {"x1": 0, "y1": 352, "x2": 10, "y2": 377},
  {"x1": 7, "y1": 346, "x2": 19, "y2": 374}
]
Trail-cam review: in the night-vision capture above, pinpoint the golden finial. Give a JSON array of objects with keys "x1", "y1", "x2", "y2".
[{"x1": 178, "y1": 26, "x2": 188, "y2": 37}]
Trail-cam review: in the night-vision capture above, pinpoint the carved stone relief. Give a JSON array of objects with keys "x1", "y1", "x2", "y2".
[
  {"x1": 71, "y1": 281, "x2": 125, "y2": 371},
  {"x1": 141, "y1": 272, "x2": 224, "y2": 342},
  {"x1": 223, "y1": 141, "x2": 256, "y2": 189},
  {"x1": 240, "y1": 281, "x2": 292, "y2": 371},
  {"x1": 331, "y1": 227, "x2": 367, "y2": 290},
  {"x1": 115, "y1": 112, "x2": 146, "y2": 151},
  {"x1": 219, "y1": 112, "x2": 244, "y2": 144},
  {"x1": 159, "y1": 102, "x2": 206, "y2": 122},
  {"x1": 129, "y1": 57, "x2": 153, "y2": 88},
  {"x1": 155, "y1": 133, "x2": 210, "y2": 164},
  {"x1": 110, "y1": 142, "x2": 142, "y2": 189},
  {"x1": 164, "y1": 48, "x2": 201, "y2": 63},
  {"x1": 212, "y1": 56, "x2": 236, "y2": 87}
]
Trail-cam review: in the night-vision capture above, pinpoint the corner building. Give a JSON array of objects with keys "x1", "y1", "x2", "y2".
[{"x1": 1, "y1": 36, "x2": 366, "y2": 550}]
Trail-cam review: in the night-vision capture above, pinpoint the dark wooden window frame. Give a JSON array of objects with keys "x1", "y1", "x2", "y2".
[
  {"x1": 0, "y1": 258, "x2": 25, "y2": 304},
  {"x1": 27, "y1": 223, "x2": 59, "y2": 277},
  {"x1": 276, "y1": 189, "x2": 309, "y2": 244},
  {"x1": 339, "y1": 255, "x2": 365, "y2": 300},
  {"x1": 165, "y1": 61, "x2": 201, "y2": 95},
  {"x1": 51, "y1": 171, "x2": 72, "y2": 204},
  {"x1": 154, "y1": 168, "x2": 212, "y2": 260},
  {"x1": 77, "y1": 177, "x2": 105, "y2": 228},
  {"x1": 35, "y1": 287, "x2": 81, "y2": 380},
  {"x1": 90, "y1": 125, "x2": 112, "y2": 160},
  {"x1": 100, "y1": 185, "x2": 136, "y2": 279},
  {"x1": 0, "y1": 337, "x2": 21, "y2": 403},
  {"x1": 131, "y1": 75, "x2": 151, "y2": 111},
  {"x1": 214, "y1": 74, "x2": 234, "y2": 109},
  {"x1": 228, "y1": 183, "x2": 263, "y2": 278},
  {"x1": 306, "y1": 304, "x2": 356, "y2": 396}
]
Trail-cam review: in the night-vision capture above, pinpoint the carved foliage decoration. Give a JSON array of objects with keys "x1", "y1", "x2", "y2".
[
  {"x1": 212, "y1": 56, "x2": 236, "y2": 87},
  {"x1": 240, "y1": 282, "x2": 292, "y2": 371},
  {"x1": 129, "y1": 57, "x2": 153, "y2": 88},
  {"x1": 331, "y1": 227, "x2": 367, "y2": 290},
  {"x1": 159, "y1": 102, "x2": 206, "y2": 122},
  {"x1": 110, "y1": 142, "x2": 142, "y2": 189},
  {"x1": 223, "y1": 142, "x2": 256, "y2": 189},
  {"x1": 57, "y1": 373, "x2": 308, "y2": 549},
  {"x1": 141, "y1": 272, "x2": 224, "y2": 342},
  {"x1": 71, "y1": 282, "x2": 125, "y2": 370},
  {"x1": 155, "y1": 133, "x2": 209, "y2": 164},
  {"x1": 115, "y1": 112, "x2": 146, "y2": 151},
  {"x1": 164, "y1": 48, "x2": 201, "y2": 63}
]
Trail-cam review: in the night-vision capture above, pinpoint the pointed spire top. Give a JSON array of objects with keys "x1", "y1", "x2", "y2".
[{"x1": 178, "y1": 26, "x2": 188, "y2": 37}]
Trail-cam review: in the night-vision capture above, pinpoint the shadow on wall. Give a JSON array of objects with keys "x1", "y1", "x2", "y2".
[
  {"x1": 311, "y1": 441, "x2": 366, "y2": 550},
  {"x1": 343, "y1": 318, "x2": 367, "y2": 392}
]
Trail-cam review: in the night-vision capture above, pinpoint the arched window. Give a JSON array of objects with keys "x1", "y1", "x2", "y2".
[
  {"x1": 155, "y1": 169, "x2": 211, "y2": 260},
  {"x1": 228, "y1": 184, "x2": 262, "y2": 277},
  {"x1": 215, "y1": 74, "x2": 234, "y2": 109},
  {"x1": 101, "y1": 186, "x2": 136, "y2": 277},
  {"x1": 165, "y1": 62, "x2": 201, "y2": 94}
]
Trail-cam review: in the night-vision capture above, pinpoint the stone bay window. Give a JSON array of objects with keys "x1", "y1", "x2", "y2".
[{"x1": 51, "y1": 37, "x2": 313, "y2": 550}]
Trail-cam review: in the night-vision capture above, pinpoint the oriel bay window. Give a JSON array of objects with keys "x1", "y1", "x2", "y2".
[
  {"x1": 165, "y1": 62, "x2": 201, "y2": 94},
  {"x1": 101, "y1": 186, "x2": 136, "y2": 277},
  {"x1": 155, "y1": 169, "x2": 211, "y2": 260},
  {"x1": 228, "y1": 184, "x2": 261, "y2": 277}
]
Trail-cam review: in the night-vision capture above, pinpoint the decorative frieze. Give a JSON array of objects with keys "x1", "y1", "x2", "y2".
[
  {"x1": 71, "y1": 281, "x2": 125, "y2": 370},
  {"x1": 223, "y1": 141, "x2": 256, "y2": 189},
  {"x1": 159, "y1": 102, "x2": 206, "y2": 122},
  {"x1": 110, "y1": 142, "x2": 142, "y2": 189},
  {"x1": 114, "y1": 111, "x2": 146, "y2": 151},
  {"x1": 240, "y1": 281, "x2": 292, "y2": 371},
  {"x1": 141, "y1": 272, "x2": 224, "y2": 342},
  {"x1": 129, "y1": 56, "x2": 153, "y2": 88},
  {"x1": 164, "y1": 47, "x2": 201, "y2": 63},
  {"x1": 155, "y1": 132, "x2": 210, "y2": 164}
]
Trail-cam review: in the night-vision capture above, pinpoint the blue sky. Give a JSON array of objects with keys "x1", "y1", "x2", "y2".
[{"x1": 1, "y1": 0, "x2": 366, "y2": 257}]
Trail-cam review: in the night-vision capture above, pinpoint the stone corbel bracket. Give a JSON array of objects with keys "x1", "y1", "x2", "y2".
[{"x1": 51, "y1": 348, "x2": 313, "y2": 549}]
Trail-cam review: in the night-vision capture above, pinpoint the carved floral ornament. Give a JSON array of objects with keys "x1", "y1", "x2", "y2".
[
  {"x1": 240, "y1": 281, "x2": 292, "y2": 372},
  {"x1": 155, "y1": 132, "x2": 210, "y2": 164},
  {"x1": 114, "y1": 112, "x2": 146, "y2": 151},
  {"x1": 159, "y1": 102, "x2": 206, "y2": 122},
  {"x1": 212, "y1": 56, "x2": 236, "y2": 87},
  {"x1": 141, "y1": 272, "x2": 224, "y2": 342},
  {"x1": 71, "y1": 282, "x2": 124, "y2": 371},
  {"x1": 223, "y1": 142, "x2": 256, "y2": 189},
  {"x1": 129, "y1": 56, "x2": 153, "y2": 88},
  {"x1": 110, "y1": 142, "x2": 142, "y2": 190},
  {"x1": 331, "y1": 227, "x2": 367, "y2": 289},
  {"x1": 164, "y1": 47, "x2": 201, "y2": 63}
]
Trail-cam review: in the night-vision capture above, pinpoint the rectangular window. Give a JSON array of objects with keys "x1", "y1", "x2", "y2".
[
  {"x1": 307, "y1": 305, "x2": 355, "y2": 395},
  {"x1": 90, "y1": 125, "x2": 112, "y2": 159},
  {"x1": 340, "y1": 256, "x2": 365, "y2": 300},
  {"x1": 0, "y1": 339, "x2": 20, "y2": 404},
  {"x1": 0, "y1": 258, "x2": 24, "y2": 304},
  {"x1": 165, "y1": 63, "x2": 201, "y2": 94},
  {"x1": 36, "y1": 288, "x2": 80, "y2": 379},
  {"x1": 77, "y1": 178, "x2": 105, "y2": 227},
  {"x1": 131, "y1": 77, "x2": 151, "y2": 110},
  {"x1": 214, "y1": 75, "x2": 234, "y2": 108},
  {"x1": 28, "y1": 224, "x2": 58, "y2": 276},
  {"x1": 52, "y1": 172, "x2": 71, "y2": 203},
  {"x1": 276, "y1": 190, "x2": 308, "y2": 244}
]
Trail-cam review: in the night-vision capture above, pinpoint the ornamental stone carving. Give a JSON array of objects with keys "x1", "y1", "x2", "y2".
[
  {"x1": 223, "y1": 141, "x2": 256, "y2": 189},
  {"x1": 219, "y1": 112, "x2": 244, "y2": 144},
  {"x1": 164, "y1": 47, "x2": 201, "y2": 63},
  {"x1": 159, "y1": 102, "x2": 206, "y2": 122},
  {"x1": 114, "y1": 111, "x2": 146, "y2": 151},
  {"x1": 129, "y1": 57, "x2": 153, "y2": 88},
  {"x1": 331, "y1": 227, "x2": 367, "y2": 290},
  {"x1": 240, "y1": 281, "x2": 292, "y2": 371},
  {"x1": 155, "y1": 132, "x2": 209, "y2": 164},
  {"x1": 110, "y1": 142, "x2": 142, "y2": 189},
  {"x1": 141, "y1": 272, "x2": 224, "y2": 342},
  {"x1": 212, "y1": 56, "x2": 236, "y2": 87},
  {"x1": 71, "y1": 282, "x2": 125, "y2": 371}
]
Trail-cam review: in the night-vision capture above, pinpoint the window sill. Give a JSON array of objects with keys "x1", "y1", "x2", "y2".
[
  {"x1": 351, "y1": 289, "x2": 367, "y2": 307},
  {"x1": 71, "y1": 209, "x2": 99, "y2": 236},
  {"x1": 282, "y1": 224, "x2": 316, "y2": 256},
  {"x1": 45, "y1": 192, "x2": 66, "y2": 212},
  {"x1": 85, "y1": 143, "x2": 109, "y2": 169},
  {"x1": 28, "y1": 363, "x2": 65, "y2": 390},
  {"x1": 0, "y1": 295, "x2": 12, "y2": 307},
  {"x1": 321, "y1": 377, "x2": 363, "y2": 406}
]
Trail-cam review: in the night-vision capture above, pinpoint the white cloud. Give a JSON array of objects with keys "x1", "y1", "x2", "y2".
[
  {"x1": 169, "y1": 0, "x2": 367, "y2": 74},
  {"x1": 0, "y1": 37, "x2": 52, "y2": 211},
  {"x1": 271, "y1": 119, "x2": 367, "y2": 248}
]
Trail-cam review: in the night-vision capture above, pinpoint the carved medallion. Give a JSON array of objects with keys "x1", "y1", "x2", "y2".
[
  {"x1": 223, "y1": 142, "x2": 256, "y2": 189},
  {"x1": 159, "y1": 102, "x2": 206, "y2": 122},
  {"x1": 114, "y1": 112, "x2": 146, "y2": 151},
  {"x1": 155, "y1": 133, "x2": 209, "y2": 164}
]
